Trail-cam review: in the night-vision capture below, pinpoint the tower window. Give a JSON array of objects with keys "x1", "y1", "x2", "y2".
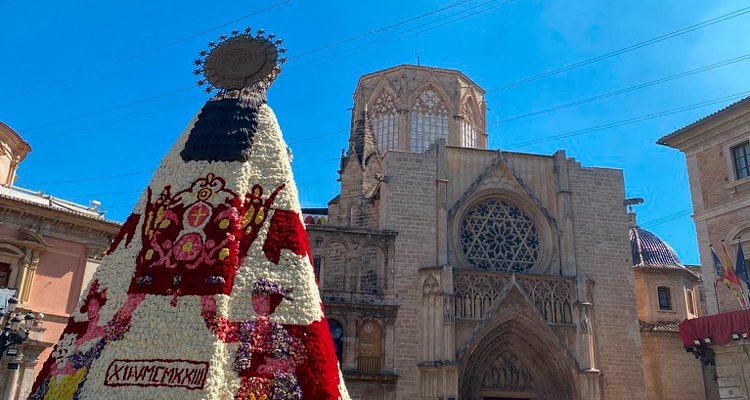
[
  {"x1": 370, "y1": 92, "x2": 399, "y2": 154},
  {"x1": 460, "y1": 101, "x2": 478, "y2": 148},
  {"x1": 657, "y1": 286, "x2": 672, "y2": 310},
  {"x1": 731, "y1": 141, "x2": 750, "y2": 180},
  {"x1": 410, "y1": 89, "x2": 448, "y2": 153}
]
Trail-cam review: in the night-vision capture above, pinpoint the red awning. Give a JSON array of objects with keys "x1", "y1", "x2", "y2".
[{"x1": 679, "y1": 309, "x2": 750, "y2": 347}]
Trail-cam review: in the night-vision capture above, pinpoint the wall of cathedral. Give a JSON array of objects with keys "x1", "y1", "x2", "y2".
[
  {"x1": 567, "y1": 161, "x2": 647, "y2": 399},
  {"x1": 378, "y1": 150, "x2": 438, "y2": 399},
  {"x1": 320, "y1": 64, "x2": 663, "y2": 399}
]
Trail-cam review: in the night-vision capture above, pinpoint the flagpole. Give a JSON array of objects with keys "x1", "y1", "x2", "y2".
[
  {"x1": 722, "y1": 240, "x2": 747, "y2": 309},
  {"x1": 713, "y1": 278, "x2": 721, "y2": 313}
]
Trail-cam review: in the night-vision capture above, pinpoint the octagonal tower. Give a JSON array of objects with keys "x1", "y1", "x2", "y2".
[{"x1": 350, "y1": 64, "x2": 486, "y2": 156}]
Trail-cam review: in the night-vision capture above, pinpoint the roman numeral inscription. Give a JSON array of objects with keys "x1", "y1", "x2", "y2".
[{"x1": 104, "y1": 359, "x2": 209, "y2": 390}]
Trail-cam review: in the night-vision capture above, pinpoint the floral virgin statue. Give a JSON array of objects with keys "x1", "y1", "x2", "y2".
[{"x1": 29, "y1": 29, "x2": 350, "y2": 400}]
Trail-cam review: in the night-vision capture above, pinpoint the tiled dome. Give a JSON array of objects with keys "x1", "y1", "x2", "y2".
[{"x1": 629, "y1": 226, "x2": 685, "y2": 269}]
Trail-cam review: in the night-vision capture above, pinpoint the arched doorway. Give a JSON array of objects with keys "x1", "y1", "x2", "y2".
[{"x1": 459, "y1": 295, "x2": 578, "y2": 400}]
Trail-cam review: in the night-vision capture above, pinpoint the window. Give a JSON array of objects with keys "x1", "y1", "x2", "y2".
[
  {"x1": 460, "y1": 199, "x2": 540, "y2": 273},
  {"x1": 686, "y1": 289, "x2": 695, "y2": 315},
  {"x1": 657, "y1": 286, "x2": 672, "y2": 310},
  {"x1": 313, "y1": 256, "x2": 322, "y2": 282},
  {"x1": 732, "y1": 141, "x2": 750, "y2": 180},
  {"x1": 460, "y1": 101, "x2": 478, "y2": 148},
  {"x1": 370, "y1": 92, "x2": 399, "y2": 154},
  {"x1": 0, "y1": 263, "x2": 10, "y2": 287},
  {"x1": 328, "y1": 319, "x2": 344, "y2": 363},
  {"x1": 410, "y1": 89, "x2": 448, "y2": 153}
]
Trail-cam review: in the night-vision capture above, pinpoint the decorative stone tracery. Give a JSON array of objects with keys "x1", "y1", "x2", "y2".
[
  {"x1": 454, "y1": 271, "x2": 574, "y2": 324},
  {"x1": 410, "y1": 89, "x2": 448, "y2": 153},
  {"x1": 370, "y1": 91, "x2": 399, "y2": 154},
  {"x1": 459, "y1": 199, "x2": 540, "y2": 273}
]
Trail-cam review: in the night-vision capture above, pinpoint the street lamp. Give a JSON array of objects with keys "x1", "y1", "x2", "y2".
[{"x1": 0, "y1": 297, "x2": 34, "y2": 364}]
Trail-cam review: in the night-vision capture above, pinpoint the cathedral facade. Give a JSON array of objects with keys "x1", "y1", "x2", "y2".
[{"x1": 303, "y1": 64, "x2": 682, "y2": 400}]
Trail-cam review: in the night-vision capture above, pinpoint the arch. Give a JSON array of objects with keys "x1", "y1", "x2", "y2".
[
  {"x1": 327, "y1": 319, "x2": 345, "y2": 364},
  {"x1": 727, "y1": 220, "x2": 750, "y2": 244},
  {"x1": 360, "y1": 245, "x2": 384, "y2": 293},
  {"x1": 323, "y1": 241, "x2": 348, "y2": 290},
  {"x1": 408, "y1": 82, "x2": 452, "y2": 112},
  {"x1": 459, "y1": 298, "x2": 578, "y2": 400},
  {"x1": 452, "y1": 189, "x2": 556, "y2": 274},
  {"x1": 459, "y1": 93, "x2": 483, "y2": 148},
  {"x1": 422, "y1": 275, "x2": 443, "y2": 361},
  {"x1": 357, "y1": 319, "x2": 383, "y2": 374},
  {"x1": 0, "y1": 243, "x2": 24, "y2": 261},
  {"x1": 409, "y1": 83, "x2": 451, "y2": 153},
  {"x1": 367, "y1": 84, "x2": 400, "y2": 154}
]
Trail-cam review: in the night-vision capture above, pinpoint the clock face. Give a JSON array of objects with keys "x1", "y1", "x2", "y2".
[{"x1": 364, "y1": 322, "x2": 373, "y2": 334}]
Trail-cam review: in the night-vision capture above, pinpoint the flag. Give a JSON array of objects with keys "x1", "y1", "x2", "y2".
[
  {"x1": 722, "y1": 241, "x2": 747, "y2": 308},
  {"x1": 737, "y1": 241, "x2": 749, "y2": 301},
  {"x1": 711, "y1": 245, "x2": 725, "y2": 280}
]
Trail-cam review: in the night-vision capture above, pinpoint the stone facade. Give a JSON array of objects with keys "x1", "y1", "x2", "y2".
[
  {"x1": 661, "y1": 97, "x2": 750, "y2": 399},
  {"x1": 307, "y1": 64, "x2": 684, "y2": 399},
  {"x1": 659, "y1": 98, "x2": 750, "y2": 315},
  {"x1": 0, "y1": 122, "x2": 119, "y2": 399}
]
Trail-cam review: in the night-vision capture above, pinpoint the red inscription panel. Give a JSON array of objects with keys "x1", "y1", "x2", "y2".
[{"x1": 104, "y1": 359, "x2": 209, "y2": 390}]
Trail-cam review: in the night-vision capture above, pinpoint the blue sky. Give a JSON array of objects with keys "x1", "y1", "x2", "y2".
[{"x1": 2, "y1": 0, "x2": 749, "y2": 265}]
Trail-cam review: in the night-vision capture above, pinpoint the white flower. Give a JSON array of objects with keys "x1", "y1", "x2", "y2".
[{"x1": 51, "y1": 332, "x2": 77, "y2": 368}]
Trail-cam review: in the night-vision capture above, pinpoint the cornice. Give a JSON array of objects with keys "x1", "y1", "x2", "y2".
[
  {"x1": 658, "y1": 97, "x2": 750, "y2": 152},
  {"x1": 0, "y1": 197, "x2": 120, "y2": 233}
]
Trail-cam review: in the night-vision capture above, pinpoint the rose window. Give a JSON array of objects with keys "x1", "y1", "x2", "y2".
[{"x1": 460, "y1": 199, "x2": 540, "y2": 273}]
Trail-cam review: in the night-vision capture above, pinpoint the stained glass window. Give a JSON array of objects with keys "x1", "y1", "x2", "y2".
[
  {"x1": 371, "y1": 92, "x2": 399, "y2": 154},
  {"x1": 460, "y1": 199, "x2": 540, "y2": 273},
  {"x1": 410, "y1": 89, "x2": 448, "y2": 153}
]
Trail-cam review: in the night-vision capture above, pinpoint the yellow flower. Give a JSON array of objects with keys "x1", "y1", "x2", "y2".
[{"x1": 44, "y1": 368, "x2": 88, "y2": 400}]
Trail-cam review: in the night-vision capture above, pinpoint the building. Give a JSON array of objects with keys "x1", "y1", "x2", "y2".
[
  {"x1": 0, "y1": 122, "x2": 119, "y2": 399},
  {"x1": 659, "y1": 97, "x2": 750, "y2": 399},
  {"x1": 629, "y1": 208, "x2": 717, "y2": 399},
  {"x1": 303, "y1": 63, "x2": 693, "y2": 400}
]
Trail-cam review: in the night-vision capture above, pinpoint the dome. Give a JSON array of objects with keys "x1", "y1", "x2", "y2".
[{"x1": 629, "y1": 226, "x2": 685, "y2": 269}]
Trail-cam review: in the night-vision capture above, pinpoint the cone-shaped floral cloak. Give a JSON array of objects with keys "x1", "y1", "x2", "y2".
[{"x1": 29, "y1": 29, "x2": 350, "y2": 400}]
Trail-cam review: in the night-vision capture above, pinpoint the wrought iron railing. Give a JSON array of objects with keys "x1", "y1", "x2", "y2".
[{"x1": 357, "y1": 356, "x2": 382, "y2": 374}]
